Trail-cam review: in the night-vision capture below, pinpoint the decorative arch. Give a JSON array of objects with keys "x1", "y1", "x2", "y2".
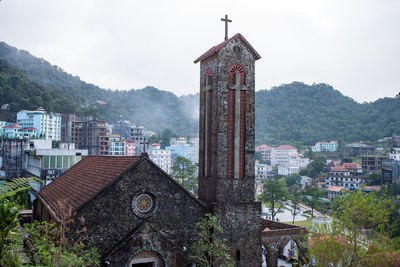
[
  {"x1": 228, "y1": 64, "x2": 246, "y2": 85},
  {"x1": 125, "y1": 240, "x2": 167, "y2": 267},
  {"x1": 204, "y1": 67, "x2": 213, "y2": 85}
]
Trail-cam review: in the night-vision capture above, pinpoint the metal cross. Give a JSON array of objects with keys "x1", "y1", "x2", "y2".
[{"x1": 221, "y1": 14, "x2": 232, "y2": 41}]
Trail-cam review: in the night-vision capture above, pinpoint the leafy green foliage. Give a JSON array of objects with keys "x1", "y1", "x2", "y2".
[
  {"x1": 365, "y1": 172, "x2": 381, "y2": 186},
  {"x1": 255, "y1": 82, "x2": 400, "y2": 146},
  {"x1": 309, "y1": 191, "x2": 396, "y2": 267},
  {"x1": 25, "y1": 221, "x2": 100, "y2": 267},
  {"x1": 189, "y1": 214, "x2": 234, "y2": 267},
  {"x1": 299, "y1": 155, "x2": 327, "y2": 178},
  {"x1": 171, "y1": 156, "x2": 198, "y2": 196}
]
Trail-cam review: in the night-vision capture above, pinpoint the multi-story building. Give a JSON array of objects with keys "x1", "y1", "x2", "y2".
[
  {"x1": 325, "y1": 165, "x2": 366, "y2": 189},
  {"x1": 131, "y1": 125, "x2": 145, "y2": 155},
  {"x1": 0, "y1": 138, "x2": 28, "y2": 179},
  {"x1": 61, "y1": 115, "x2": 107, "y2": 155},
  {"x1": 255, "y1": 144, "x2": 272, "y2": 164},
  {"x1": 393, "y1": 133, "x2": 400, "y2": 148},
  {"x1": 255, "y1": 162, "x2": 273, "y2": 180},
  {"x1": 389, "y1": 148, "x2": 400, "y2": 161},
  {"x1": 361, "y1": 155, "x2": 388, "y2": 174},
  {"x1": 100, "y1": 135, "x2": 126, "y2": 156},
  {"x1": 312, "y1": 141, "x2": 338, "y2": 152},
  {"x1": 344, "y1": 143, "x2": 376, "y2": 157},
  {"x1": 382, "y1": 159, "x2": 400, "y2": 184},
  {"x1": 23, "y1": 139, "x2": 88, "y2": 187},
  {"x1": 125, "y1": 139, "x2": 136, "y2": 156},
  {"x1": 270, "y1": 145, "x2": 298, "y2": 166},
  {"x1": 17, "y1": 108, "x2": 61, "y2": 141},
  {"x1": 2, "y1": 124, "x2": 37, "y2": 139},
  {"x1": 148, "y1": 143, "x2": 173, "y2": 174}
]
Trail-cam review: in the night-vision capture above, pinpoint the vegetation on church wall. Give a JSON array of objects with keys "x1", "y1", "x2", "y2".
[{"x1": 189, "y1": 213, "x2": 234, "y2": 267}]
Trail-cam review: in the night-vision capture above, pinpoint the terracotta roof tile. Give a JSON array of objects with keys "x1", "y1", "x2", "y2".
[{"x1": 38, "y1": 156, "x2": 139, "y2": 217}]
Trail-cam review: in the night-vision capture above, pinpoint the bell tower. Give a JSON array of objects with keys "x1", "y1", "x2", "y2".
[{"x1": 194, "y1": 28, "x2": 262, "y2": 266}]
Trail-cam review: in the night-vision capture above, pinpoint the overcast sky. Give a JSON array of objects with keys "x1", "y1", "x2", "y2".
[{"x1": 0, "y1": 0, "x2": 399, "y2": 102}]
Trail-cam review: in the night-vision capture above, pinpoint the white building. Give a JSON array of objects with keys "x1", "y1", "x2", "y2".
[
  {"x1": 255, "y1": 162, "x2": 273, "y2": 180},
  {"x1": 288, "y1": 155, "x2": 310, "y2": 168},
  {"x1": 255, "y1": 144, "x2": 272, "y2": 164},
  {"x1": 325, "y1": 166, "x2": 365, "y2": 189},
  {"x1": 148, "y1": 143, "x2": 173, "y2": 174},
  {"x1": 17, "y1": 108, "x2": 61, "y2": 141},
  {"x1": 270, "y1": 145, "x2": 298, "y2": 166},
  {"x1": 389, "y1": 148, "x2": 400, "y2": 161},
  {"x1": 312, "y1": 141, "x2": 338, "y2": 152}
]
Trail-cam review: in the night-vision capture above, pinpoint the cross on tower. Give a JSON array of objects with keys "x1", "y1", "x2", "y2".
[
  {"x1": 221, "y1": 14, "x2": 232, "y2": 41},
  {"x1": 140, "y1": 139, "x2": 148, "y2": 155}
]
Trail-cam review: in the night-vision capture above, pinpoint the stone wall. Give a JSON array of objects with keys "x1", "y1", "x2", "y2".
[{"x1": 73, "y1": 159, "x2": 207, "y2": 266}]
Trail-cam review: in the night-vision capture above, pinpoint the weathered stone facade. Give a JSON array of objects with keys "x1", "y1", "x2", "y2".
[
  {"x1": 34, "y1": 157, "x2": 208, "y2": 266},
  {"x1": 195, "y1": 33, "x2": 262, "y2": 266}
]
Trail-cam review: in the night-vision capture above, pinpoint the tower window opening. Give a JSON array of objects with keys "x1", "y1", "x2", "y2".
[{"x1": 236, "y1": 249, "x2": 241, "y2": 261}]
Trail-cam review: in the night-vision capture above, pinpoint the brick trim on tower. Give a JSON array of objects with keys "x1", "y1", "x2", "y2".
[
  {"x1": 239, "y1": 90, "x2": 246, "y2": 178},
  {"x1": 227, "y1": 89, "x2": 235, "y2": 178}
]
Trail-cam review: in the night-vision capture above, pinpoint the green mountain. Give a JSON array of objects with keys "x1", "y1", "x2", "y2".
[
  {"x1": 0, "y1": 41, "x2": 197, "y2": 135},
  {"x1": 255, "y1": 82, "x2": 400, "y2": 146},
  {"x1": 0, "y1": 41, "x2": 399, "y2": 145}
]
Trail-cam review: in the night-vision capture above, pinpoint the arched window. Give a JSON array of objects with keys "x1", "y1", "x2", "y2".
[
  {"x1": 204, "y1": 67, "x2": 213, "y2": 86},
  {"x1": 228, "y1": 64, "x2": 246, "y2": 85}
]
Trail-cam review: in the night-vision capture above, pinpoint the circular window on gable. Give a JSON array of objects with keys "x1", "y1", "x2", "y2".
[
  {"x1": 132, "y1": 192, "x2": 156, "y2": 217},
  {"x1": 233, "y1": 44, "x2": 242, "y2": 55}
]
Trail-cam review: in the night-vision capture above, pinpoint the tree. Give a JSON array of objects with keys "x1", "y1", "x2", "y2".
[
  {"x1": 285, "y1": 174, "x2": 301, "y2": 187},
  {"x1": 189, "y1": 214, "x2": 234, "y2": 267},
  {"x1": 302, "y1": 187, "x2": 324, "y2": 218},
  {"x1": 365, "y1": 172, "x2": 381, "y2": 186},
  {"x1": 161, "y1": 129, "x2": 175, "y2": 149},
  {"x1": 171, "y1": 156, "x2": 198, "y2": 196},
  {"x1": 308, "y1": 191, "x2": 396, "y2": 267},
  {"x1": 261, "y1": 178, "x2": 288, "y2": 220},
  {"x1": 299, "y1": 155, "x2": 328, "y2": 179}
]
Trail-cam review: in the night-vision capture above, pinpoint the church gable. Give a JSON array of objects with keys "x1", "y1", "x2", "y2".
[
  {"x1": 194, "y1": 33, "x2": 261, "y2": 64},
  {"x1": 72, "y1": 157, "x2": 207, "y2": 258}
]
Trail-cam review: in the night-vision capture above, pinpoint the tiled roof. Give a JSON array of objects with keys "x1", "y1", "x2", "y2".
[
  {"x1": 256, "y1": 144, "x2": 272, "y2": 151},
  {"x1": 38, "y1": 156, "x2": 140, "y2": 217},
  {"x1": 328, "y1": 161, "x2": 337, "y2": 167},
  {"x1": 364, "y1": 186, "x2": 382, "y2": 191},
  {"x1": 3, "y1": 124, "x2": 20, "y2": 128},
  {"x1": 275, "y1": 145, "x2": 297, "y2": 150},
  {"x1": 326, "y1": 186, "x2": 345, "y2": 192},
  {"x1": 341, "y1": 163, "x2": 361, "y2": 169},
  {"x1": 331, "y1": 166, "x2": 348, "y2": 172},
  {"x1": 194, "y1": 33, "x2": 261, "y2": 63}
]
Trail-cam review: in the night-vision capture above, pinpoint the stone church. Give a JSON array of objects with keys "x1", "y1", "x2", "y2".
[{"x1": 34, "y1": 30, "x2": 305, "y2": 267}]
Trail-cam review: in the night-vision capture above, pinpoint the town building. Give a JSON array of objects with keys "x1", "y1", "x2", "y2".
[
  {"x1": 125, "y1": 139, "x2": 137, "y2": 156},
  {"x1": 17, "y1": 108, "x2": 61, "y2": 141},
  {"x1": 255, "y1": 162, "x2": 273, "y2": 180},
  {"x1": 0, "y1": 138, "x2": 28, "y2": 179},
  {"x1": 311, "y1": 141, "x2": 338, "y2": 152},
  {"x1": 99, "y1": 135, "x2": 126, "y2": 156},
  {"x1": 325, "y1": 165, "x2": 366, "y2": 189},
  {"x1": 61, "y1": 115, "x2": 107, "y2": 155},
  {"x1": 382, "y1": 158, "x2": 400, "y2": 184},
  {"x1": 393, "y1": 133, "x2": 400, "y2": 148},
  {"x1": 165, "y1": 137, "x2": 199, "y2": 164},
  {"x1": 1, "y1": 123, "x2": 37, "y2": 139},
  {"x1": 326, "y1": 186, "x2": 346, "y2": 199},
  {"x1": 148, "y1": 143, "x2": 173, "y2": 174},
  {"x1": 389, "y1": 148, "x2": 400, "y2": 161},
  {"x1": 270, "y1": 145, "x2": 298, "y2": 166},
  {"x1": 343, "y1": 143, "x2": 376, "y2": 157},
  {"x1": 23, "y1": 139, "x2": 87, "y2": 187},
  {"x1": 361, "y1": 155, "x2": 388, "y2": 174},
  {"x1": 256, "y1": 144, "x2": 272, "y2": 164}
]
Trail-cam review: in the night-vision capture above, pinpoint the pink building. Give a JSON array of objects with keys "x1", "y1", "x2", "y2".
[{"x1": 126, "y1": 139, "x2": 136, "y2": 156}]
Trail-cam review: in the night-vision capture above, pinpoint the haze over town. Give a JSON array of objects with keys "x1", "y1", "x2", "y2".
[{"x1": 1, "y1": 0, "x2": 399, "y2": 102}]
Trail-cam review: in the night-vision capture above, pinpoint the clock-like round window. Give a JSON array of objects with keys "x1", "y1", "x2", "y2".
[{"x1": 134, "y1": 193, "x2": 153, "y2": 213}]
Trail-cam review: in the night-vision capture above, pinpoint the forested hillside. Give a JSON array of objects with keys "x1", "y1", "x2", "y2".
[
  {"x1": 0, "y1": 41, "x2": 399, "y2": 145},
  {"x1": 255, "y1": 82, "x2": 400, "y2": 146}
]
